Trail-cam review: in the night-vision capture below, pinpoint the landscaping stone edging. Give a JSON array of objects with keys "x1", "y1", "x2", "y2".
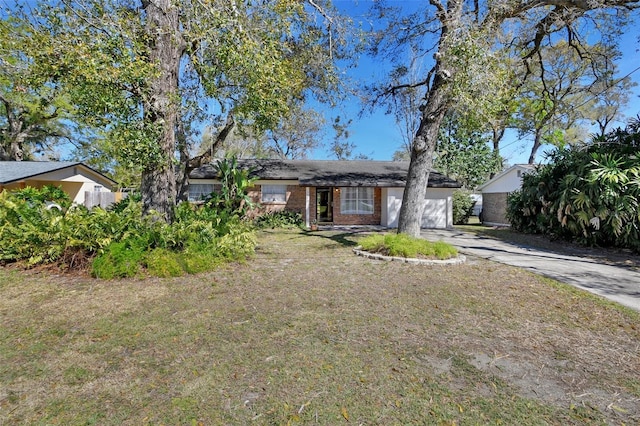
[{"x1": 353, "y1": 246, "x2": 466, "y2": 265}]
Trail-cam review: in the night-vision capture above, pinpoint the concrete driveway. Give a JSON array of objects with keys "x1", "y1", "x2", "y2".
[{"x1": 421, "y1": 229, "x2": 640, "y2": 312}]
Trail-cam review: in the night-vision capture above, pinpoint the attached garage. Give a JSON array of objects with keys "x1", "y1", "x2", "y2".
[{"x1": 381, "y1": 187, "x2": 455, "y2": 229}]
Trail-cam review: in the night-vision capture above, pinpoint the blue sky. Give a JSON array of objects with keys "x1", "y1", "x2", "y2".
[
  {"x1": 310, "y1": 1, "x2": 640, "y2": 165},
  {"x1": 5, "y1": 0, "x2": 638, "y2": 165}
]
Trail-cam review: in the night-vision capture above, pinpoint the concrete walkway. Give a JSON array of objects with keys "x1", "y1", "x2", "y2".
[{"x1": 421, "y1": 229, "x2": 640, "y2": 312}]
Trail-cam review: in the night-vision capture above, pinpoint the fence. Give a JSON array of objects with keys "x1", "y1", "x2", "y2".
[{"x1": 84, "y1": 191, "x2": 128, "y2": 209}]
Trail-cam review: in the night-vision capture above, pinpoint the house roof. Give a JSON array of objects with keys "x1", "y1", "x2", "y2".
[
  {"x1": 190, "y1": 159, "x2": 462, "y2": 188},
  {"x1": 477, "y1": 164, "x2": 536, "y2": 191},
  {"x1": 0, "y1": 161, "x2": 117, "y2": 187}
]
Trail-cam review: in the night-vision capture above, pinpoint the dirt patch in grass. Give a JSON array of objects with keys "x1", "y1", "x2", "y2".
[{"x1": 1, "y1": 229, "x2": 639, "y2": 424}]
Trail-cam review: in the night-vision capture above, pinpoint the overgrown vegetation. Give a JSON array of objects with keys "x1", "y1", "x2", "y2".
[
  {"x1": 254, "y1": 210, "x2": 303, "y2": 229},
  {"x1": 452, "y1": 189, "x2": 476, "y2": 225},
  {"x1": 359, "y1": 232, "x2": 458, "y2": 259},
  {"x1": 507, "y1": 117, "x2": 640, "y2": 252},
  {"x1": 205, "y1": 157, "x2": 256, "y2": 215},
  {"x1": 0, "y1": 184, "x2": 256, "y2": 278}
]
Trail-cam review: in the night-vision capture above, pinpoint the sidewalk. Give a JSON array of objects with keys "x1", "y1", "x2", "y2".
[{"x1": 421, "y1": 229, "x2": 640, "y2": 312}]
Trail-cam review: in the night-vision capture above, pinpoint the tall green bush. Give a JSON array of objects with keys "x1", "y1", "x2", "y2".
[
  {"x1": 452, "y1": 190, "x2": 475, "y2": 225},
  {"x1": 507, "y1": 117, "x2": 640, "y2": 252},
  {"x1": 0, "y1": 185, "x2": 257, "y2": 276}
]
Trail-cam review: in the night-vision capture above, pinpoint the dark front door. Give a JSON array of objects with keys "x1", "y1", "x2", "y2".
[{"x1": 316, "y1": 187, "x2": 333, "y2": 222}]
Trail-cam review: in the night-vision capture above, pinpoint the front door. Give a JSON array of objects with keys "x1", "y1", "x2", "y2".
[{"x1": 316, "y1": 187, "x2": 333, "y2": 222}]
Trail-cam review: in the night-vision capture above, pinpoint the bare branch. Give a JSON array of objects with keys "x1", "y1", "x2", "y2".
[
  {"x1": 308, "y1": 0, "x2": 334, "y2": 58},
  {"x1": 384, "y1": 77, "x2": 432, "y2": 97}
]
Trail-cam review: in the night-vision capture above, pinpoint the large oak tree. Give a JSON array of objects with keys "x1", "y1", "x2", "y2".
[
  {"x1": 373, "y1": 0, "x2": 639, "y2": 237},
  {"x1": 13, "y1": 0, "x2": 346, "y2": 222}
]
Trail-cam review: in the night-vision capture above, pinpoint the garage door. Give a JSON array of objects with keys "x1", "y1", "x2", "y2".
[
  {"x1": 421, "y1": 198, "x2": 447, "y2": 229},
  {"x1": 382, "y1": 188, "x2": 450, "y2": 229}
]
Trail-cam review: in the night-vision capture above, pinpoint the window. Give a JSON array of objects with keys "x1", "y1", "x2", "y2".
[
  {"x1": 261, "y1": 184, "x2": 287, "y2": 202},
  {"x1": 340, "y1": 187, "x2": 373, "y2": 214},
  {"x1": 188, "y1": 183, "x2": 214, "y2": 202}
]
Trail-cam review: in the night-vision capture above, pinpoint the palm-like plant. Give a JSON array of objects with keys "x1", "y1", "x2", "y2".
[{"x1": 507, "y1": 116, "x2": 640, "y2": 252}]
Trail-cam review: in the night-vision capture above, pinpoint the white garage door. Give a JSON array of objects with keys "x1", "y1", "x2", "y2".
[
  {"x1": 382, "y1": 188, "x2": 451, "y2": 229},
  {"x1": 421, "y1": 198, "x2": 447, "y2": 229}
]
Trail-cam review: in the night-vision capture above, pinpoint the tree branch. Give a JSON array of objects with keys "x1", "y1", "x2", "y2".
[
  {"x1": 382, "y1": 77, "x2": 432, "y2": 98},
  {"x1": 308, "y1": 0, "x2": 334, "y2": 58}
]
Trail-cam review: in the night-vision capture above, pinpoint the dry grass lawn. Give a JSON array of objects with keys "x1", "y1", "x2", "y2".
[{"x1": 1, "y1": 228, "x2": 639, "y2": 425}]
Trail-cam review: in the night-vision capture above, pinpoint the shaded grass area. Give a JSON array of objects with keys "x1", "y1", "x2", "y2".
[{"x1": 1, "y1": 229, "x2": 639, "y2": 424}]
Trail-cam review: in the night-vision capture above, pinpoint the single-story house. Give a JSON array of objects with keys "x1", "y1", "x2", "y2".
[
  {"x1": 0, "y1": 161, "x2": 117, "y2": 205},
  {"x1": 477, "y1": 164, "x2": 536, "y2": 226},
  {"x1": 189, "y1": 159, "x2": 462, "y2": 229}
]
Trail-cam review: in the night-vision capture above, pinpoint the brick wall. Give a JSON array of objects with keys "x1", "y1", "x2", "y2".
[
  {"x1": 285, "y1": 185, "x2": 308, "y2": 218},
  {"x1": 243, "y1": 184, "x2": 383, "y2": 226},
  {"x1": 481, "y1": 192, "x2": 510, "y2": 225},
  {"x1": 331, "y1": 187, "x2": 382, "y2": 225},
  {"x1": 246, "y1": 185, "x2": 309, "y2": 221}
]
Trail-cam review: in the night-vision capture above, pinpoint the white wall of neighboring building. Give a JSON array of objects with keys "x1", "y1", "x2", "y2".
[
  {"x1": 479, "y1": 165, "x2": 535, "y2": 194},
  {"x1": 19, "y1": 168, "x2": 112, "y2": 205}
]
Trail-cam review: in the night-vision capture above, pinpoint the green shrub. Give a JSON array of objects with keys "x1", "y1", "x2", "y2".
[
  {"x1": 452, "y1": 190, "x2": 475, "y2": 225},
  {"x1": 91, "y1": 241, "x2": 144, "y2": 279},
  {"x1": 255, "y1": 210, "x2": 303, "y2": 229},
  {"x1": 213, "y1": 225, "x2": 257, "y2": 260},
  {"x1": 108, "y1": 193, "x2": 141, "y2": 213},
  {"x1": 506, "y1": 117, "x2": 640, "y2": 252},
  {"x1": 181, "y1": 246, "x2": 222, "y2": 274},
  {"x1": 1, "y1": 185, "x2": 258, "y2": 276},
  {"x1": 144, "y1": 248, "x2": 184, "y2": 278},
  {"x1": 359, "y1": 233, "x2": 457, "y2": 260},
  {"x1": 11, "y1": 185, "x2": 72, "y2": 210},
  {"x1": 0, "y1": 189, "x2": 68, "y2": 265}
]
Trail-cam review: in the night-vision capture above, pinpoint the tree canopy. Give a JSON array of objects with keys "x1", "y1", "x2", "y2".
[
  {"x1": 370, "y1": 0, "x2": 639, "y2": 236},
  {"x1": 0, "y1": 16, "x2": 76, "y2": 160},
  {"x1": 6, "y1": 0, "x2": 351, "y2": 221}
]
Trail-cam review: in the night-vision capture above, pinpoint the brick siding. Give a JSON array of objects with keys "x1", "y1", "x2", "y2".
[
  {"x1": 331, "y1": 187, "x2": 381, "y2": 225},
  {"x1": 245, "y1": 184, "x2": 382, "y2": 225},
  {"x1": 246, "y1": 184, "x2": 308, "y2": 221},
  {"x1": 481, "y1": 192, "x2": 510, "y2": 225}
]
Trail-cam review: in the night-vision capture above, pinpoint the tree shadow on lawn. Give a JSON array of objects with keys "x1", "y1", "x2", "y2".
[
  {"x1": 303, "y1": 230, "x2": 366, "y2": 248},
  {"x1": 258, "y1": 228, "x2": 363, "y2": 248}
]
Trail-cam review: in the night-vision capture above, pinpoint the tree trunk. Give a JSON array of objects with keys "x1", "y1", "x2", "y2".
[
  {"x1": 1, "y1": 101, "x2": 26, "y2": 160},
  {"x1": 10, "y1": 139, "x2": 24, "y2": 161},
  {"x1": 397, "y1": 76, "x2": 449, "y2": 238},
  {"x1": 141, "y1": 0, "x2": 183, "y2": 222},
  {"x1": 528, "y1": 128, "x2": 543, "y2": 164},
  {"x1": 490, "y1": 126, "x2": 505, "y2": 178}
]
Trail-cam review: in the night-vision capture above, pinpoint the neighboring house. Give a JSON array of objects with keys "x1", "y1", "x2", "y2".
[
  {"x1": 189, "y1": 159, "x2": 461, "y2": 229},
  {"x1": 477, "y1": 164, "x2": 536, "y2": 226},
  {"x1": 0, "y1": 161, "x2": 117, "y2": 206}
]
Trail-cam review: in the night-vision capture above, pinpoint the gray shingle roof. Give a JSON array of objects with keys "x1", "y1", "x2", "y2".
[
  {"x1": 190, "y1": 159, "x2": 461, "y2": 188},
  {"x1": 0, "y1": 161, "x2": 116, "y2": 186}
]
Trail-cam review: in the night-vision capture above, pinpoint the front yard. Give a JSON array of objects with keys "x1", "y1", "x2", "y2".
[{"x1": 1, "y1": 229, "x2": 639, "y2": 424}]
